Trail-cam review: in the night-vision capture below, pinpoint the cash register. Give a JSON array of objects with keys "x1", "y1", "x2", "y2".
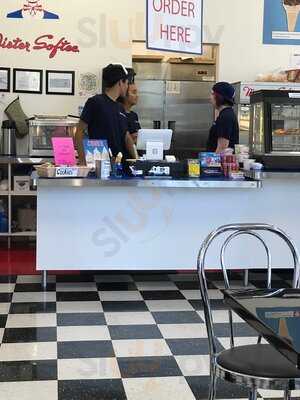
[{"x1": 128, "y1": 129, "x2": 187, "y2": 178}]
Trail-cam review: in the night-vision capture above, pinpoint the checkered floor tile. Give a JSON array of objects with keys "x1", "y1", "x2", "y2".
[{"x1": 0, "y1": 271, "x2": 297, "y2": 400}]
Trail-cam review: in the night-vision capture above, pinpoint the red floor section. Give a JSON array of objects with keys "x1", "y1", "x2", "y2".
[
  {"x1": 0, "y1": 247, "x2": 82, "y2": 275},
  {"x1": 0, "y1": 246, "x2": 197, "y2": 276},
  {"x1": 0, "y1": 248, "x2": 36, "y2": 275}
]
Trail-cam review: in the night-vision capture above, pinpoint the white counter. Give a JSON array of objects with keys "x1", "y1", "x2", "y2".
[{"x1": 36, "y1": 175, "x2": 299, "y2": 274}]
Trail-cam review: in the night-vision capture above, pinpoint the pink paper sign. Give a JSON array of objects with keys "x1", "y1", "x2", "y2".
[{"x1": 52, "y1": 137, "x2": 76, "y2": 166}]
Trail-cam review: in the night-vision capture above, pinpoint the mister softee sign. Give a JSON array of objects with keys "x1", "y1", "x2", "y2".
[
  {"x1": 147, "y1": 0, "x2": 203, "y2": 54},
  {"x1": 0, "y1": 33, "x2": 80, "y2": 59}
]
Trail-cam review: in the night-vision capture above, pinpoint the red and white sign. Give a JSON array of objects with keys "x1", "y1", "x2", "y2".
[
  {"x1": 147, "y1": 0, "x2": 203, "y2": 54},
  {"x1": 0, "y1": 33, "x2": 80, "y2": 59},
  {"x1": 239, "y1": 82, "x2": 300, "y2": 104}
]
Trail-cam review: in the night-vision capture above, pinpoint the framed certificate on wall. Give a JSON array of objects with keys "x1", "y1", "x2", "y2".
[
  {"x1": 13, "y1": 68, "x2": 43, "y2": 94},
  {"x1": 0, "y1": 68, "x2": 10, "y2": 92},
  {"x1": 46, "y1": 70, "x2": 75, "y2": 95}
]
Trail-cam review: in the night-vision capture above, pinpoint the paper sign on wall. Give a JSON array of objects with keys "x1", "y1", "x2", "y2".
[
  {"x1": 147, "y1": 0, "x2": 203, "y2": 54},
  {"x1": 52, "y1": 137, "x2": 76, "y2": 166}
]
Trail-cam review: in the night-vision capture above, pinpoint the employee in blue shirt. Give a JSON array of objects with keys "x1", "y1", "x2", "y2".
[
  {"x1": 118, "y1": 69, "x2": 141, "y2": 144},
  {"x1": 76, "y1": 64, "x2": 136, "y2": 164}
]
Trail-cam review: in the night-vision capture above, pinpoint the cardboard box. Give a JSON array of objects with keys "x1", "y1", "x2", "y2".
[
  {"x1": 17, "y1": 208, "x2": 36, "y2": 232},
  {"x1": 14, "y1": 176, "x2": 31, "y2": 192}
]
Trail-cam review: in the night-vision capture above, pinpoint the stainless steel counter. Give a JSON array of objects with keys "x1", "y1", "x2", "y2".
[
  {"x1": 245, "y1": 171, "x2": 300, "y2": 180},
  {"x1": 38, "y1": 178, "x2": 261, "y2": 189},
  {"x1": 0, "y1": 157, "x2": 53, "y2": 164}
]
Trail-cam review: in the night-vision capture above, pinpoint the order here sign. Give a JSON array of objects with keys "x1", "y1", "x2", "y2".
[{"x1": 147, "y1": 0, "x2": 203, "y2": 54}]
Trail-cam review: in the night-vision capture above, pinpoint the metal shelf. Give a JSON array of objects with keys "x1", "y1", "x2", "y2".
[
  {"x1": 0, "y1": 232, "x2": 36, "y2": 237},
  {"x1": 11, "y1": 191, "x2": 37, "y2": 196},
  {"x1": 0, "y1": 157, "x2": 53, "y2": 165},
  {"x1": 11, "y1": 232, "x2": 36, "y2": 237},
  {"x1": 0, "y1": 159, "x2": 43, "y2": 247},
  {"x1": 272, "y1": 118, "x2": 300, "y2": 121}
]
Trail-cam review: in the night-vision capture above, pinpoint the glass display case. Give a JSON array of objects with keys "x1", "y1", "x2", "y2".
[
  {"x1": 29, "y1": 116, "x2": 78, "y2": 157},
  {"x1": 250, "y1": 90, "x2": 300, "y2": 170},
  {"x1": 232, "y1": 82, "x2": 300, "y2": 147}
]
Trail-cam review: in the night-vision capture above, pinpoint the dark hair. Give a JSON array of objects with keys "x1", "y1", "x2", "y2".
[
  {"x1": 102, "y1": 64, "x2": 129, "y2": 91},
  {"x1": 126, "y1": 68, "x2": 136, "y2": 85},
  {"x1": 214, "y1": 92, "x2": 234, "y2": 108},
  {"x1": 103, "y1": 78, "x2": 128, "y2": 92}
]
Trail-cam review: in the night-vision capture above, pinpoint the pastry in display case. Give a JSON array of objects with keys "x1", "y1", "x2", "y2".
[{"x1": 250, "y1": 90, "x2": 300, "y2": 170}]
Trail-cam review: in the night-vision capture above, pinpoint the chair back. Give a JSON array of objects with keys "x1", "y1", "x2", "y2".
[{"x1": 197, "y1": 223, "x2": 300, "y2": 359}]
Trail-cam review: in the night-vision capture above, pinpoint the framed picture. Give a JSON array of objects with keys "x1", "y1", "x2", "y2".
[
  {"x1": 0, "y1": 68, "x2": 10, "y2": 92},
  {"x1": 13, "y1": 68, "x2": 43, "y2": 94},
  {"x1": 46, "y1": 70, "x2": 75, "y2": 95}
]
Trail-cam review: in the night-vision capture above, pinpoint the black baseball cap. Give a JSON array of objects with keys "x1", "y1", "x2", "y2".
[
  {"x1": 212, "y1": 82, "x2": 235, "y2": 103},
  {"x1": 102, "y1": 64, "x2": 129, "y2": 87}
]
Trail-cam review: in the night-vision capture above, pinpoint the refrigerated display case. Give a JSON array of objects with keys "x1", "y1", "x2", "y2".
[{"x1": 250, "y1": 90, "x2": 300, "y2": 169}]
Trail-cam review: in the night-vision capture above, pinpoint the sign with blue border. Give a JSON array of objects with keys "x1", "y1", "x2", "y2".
[{"x1": 264, "y1": 0, "x2": 300, "y2": 45}]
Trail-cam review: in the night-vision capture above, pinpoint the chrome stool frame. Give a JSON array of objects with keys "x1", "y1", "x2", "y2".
[{"x1": 197, "y1": 223, "x2": 300, "y2": 400}]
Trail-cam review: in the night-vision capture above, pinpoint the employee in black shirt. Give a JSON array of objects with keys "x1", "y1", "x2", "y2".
[
  {"x1": 76, "y1": 64, "x2": 136, "y2": 164},
  {"x1": 119, "y1": 81, "x2": 141, "y2": 144},
  {"x1": 207, "y1": 82, "x2": 239, "y2": 153}
]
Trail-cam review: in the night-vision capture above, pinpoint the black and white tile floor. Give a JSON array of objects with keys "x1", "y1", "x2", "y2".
[{"x1": 0, "y1": 271, "x2": 297, "y2": 400}]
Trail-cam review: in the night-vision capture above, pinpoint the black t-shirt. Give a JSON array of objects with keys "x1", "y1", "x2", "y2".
[
  {"x1": 80, "y1": 94, "x2": 128, "y2": 156},
  {"x1": 207, "y1": 107, "x2": 239, "y2": 152},
  {"x1": 125, "y1": 110, "x2": 141, "y2": 134}
]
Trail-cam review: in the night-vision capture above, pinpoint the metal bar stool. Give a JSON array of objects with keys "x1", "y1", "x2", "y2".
[{"x1": 197, "y1": 223, "x2": 300, "y2": 400}]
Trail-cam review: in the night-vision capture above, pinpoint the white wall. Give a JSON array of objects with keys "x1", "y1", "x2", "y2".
[
  {"x1": 0, "y1": 0, "x2": 144, "y2": 123},
  {"x1": 203, "y1": 0, "x2": 299, "y2": 82},
  {"x1": 132, "y1": 0, "x2": 299, "y2": 82},
  {"x1": 0, "y1": 0, "x2": 298, "y2": 125}
]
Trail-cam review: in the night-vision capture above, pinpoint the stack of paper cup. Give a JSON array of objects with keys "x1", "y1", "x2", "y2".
[
  {"x1": 235, "y1": 145, "x2": 249, "y2": 154},
  {"x1": 235, "y1": 145, "x2": 250, "y2": 164},
  {"x1": 243, "y1": 159, "x2": 256, "y2": 171}
]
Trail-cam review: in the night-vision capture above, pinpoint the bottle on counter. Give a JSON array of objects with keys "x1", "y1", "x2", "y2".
[
  {"x1": 0, "y1": 200, "x2": 8, "y2": 233},
  {"x1": 112, "y1": 152, "x2": 124, "y2": 178},
  {"x1": 100, "y1": 147, "x2": 111, "y2": 180}
]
